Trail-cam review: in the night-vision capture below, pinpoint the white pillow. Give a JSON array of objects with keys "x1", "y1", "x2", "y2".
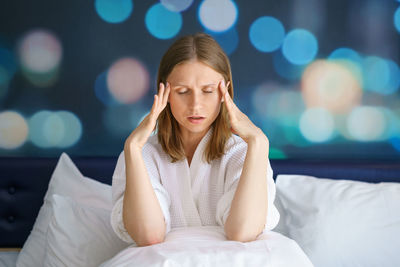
[
  {"x1": 275, "y1": 174, "x2": 400, "y2": 267},
  {"x1": 44, "y1": 194, "x2": 129, "y2": 267},
  {"x1": 16, "y1": 153, "x2": 114, "y2": 267},
  {"x1": 100, "y1": 226, "x2": 314, "y2": 267}
]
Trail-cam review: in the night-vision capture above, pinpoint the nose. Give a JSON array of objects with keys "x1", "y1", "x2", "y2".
[{"x1": 188, "y1": 90, "x2": 203, "y2": 108}]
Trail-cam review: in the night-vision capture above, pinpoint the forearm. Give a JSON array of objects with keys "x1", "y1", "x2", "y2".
[
  {"x1": 224, "y1": 135, "x2": 269, "y2": 242},
  {"x1": 123, "y1": 146, "x2": 166, "y2": 246}
]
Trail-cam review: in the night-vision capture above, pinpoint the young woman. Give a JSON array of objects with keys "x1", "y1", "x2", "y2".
[{"x1": 110, "y1": 33, "x2": 280, "y2": 247}]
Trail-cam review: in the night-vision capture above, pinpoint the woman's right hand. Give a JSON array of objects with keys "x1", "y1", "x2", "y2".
[{"x1": 124, "y1": 82, "x2": 170, "y2": 151}]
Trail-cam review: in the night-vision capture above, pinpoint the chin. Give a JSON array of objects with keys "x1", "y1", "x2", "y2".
[{"x1": 182, "y1": 121, "x2": 211, "y2": 133}]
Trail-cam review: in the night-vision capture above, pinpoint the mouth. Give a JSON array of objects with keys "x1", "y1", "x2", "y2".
[{"x1": 187, "y1": 116, "x2": 205, "y2": 124}]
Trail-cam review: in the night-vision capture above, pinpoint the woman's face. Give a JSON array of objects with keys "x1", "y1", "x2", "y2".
[{"x1": 166, "y1": 59, "x2": 225, "y2": 137}]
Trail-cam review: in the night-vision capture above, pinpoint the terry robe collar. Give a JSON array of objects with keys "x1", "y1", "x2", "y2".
[{"x1": 174, "y1": 126, "x2": 214, "y2": 227}]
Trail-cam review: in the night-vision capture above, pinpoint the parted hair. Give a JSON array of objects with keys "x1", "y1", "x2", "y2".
[{"x1": 156, "y1": 32, "x2": 234, "y2": 164}]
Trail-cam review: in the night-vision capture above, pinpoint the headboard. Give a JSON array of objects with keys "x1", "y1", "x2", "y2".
[{"x1": 1, "y1": 156, "x2": 399, "y2": 248}]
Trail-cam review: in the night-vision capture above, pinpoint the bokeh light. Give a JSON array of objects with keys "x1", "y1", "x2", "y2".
[
  {"x1": 29, "y1": 110, "x2": 82, "y2": 148},
  {"x1": 0, "y1": 111, "x2": 29, "y2": 149},
  {"x1": 391, "y1": 137, "x2": 400, "y2": 152},
  {"x1": 198, "y1": 0, "x2": 238, "y2": 32},
  {"x1": 145, "y1": 3, "x2": 182, "y2": 39},
  {"x1": 95, "y1": 0, "x2": 133, "y2": 24},
  {"x1": 328, "y1": 47, "x2": 363, "y2": 85},
  {"x1": 18, "y1": 29, "x2": 62, "y2": 87},
  {"x1": 160, "y1": 0, "x2": 193, "y2": 12},
  {"x1": 43, "y1": 112, "x2": 65, "y2": 146},
  {"x1": 381, "y1": 107, "x2": 400, "y2": 140},
  {"x1": 301, "y1": 60, "x2": 362, "y2": 114},
  {"x1": 362, "y1": 56, "x2": 391, "y2": 93},
  {"x1": 333, "y1": 113, "x2": 353, "y2": 140},
  {"x1": 272, "y1": 51, "x2": 305, "y2": 81},
  {"x1": 252, "y1": 82, "x2": 307, "y2": 147},
  {"x1": 104, "y1": 104, "x2": 148, "y2": 138},
  {"x1": 249, "y1": 16, "x2": 285, "y2": 53},
  {"x1": 394, "y1": 7, "x2": 400, "y2": 33},
  {"x1": 252, "y1": 82, "x2": 286, "y2": 117},
  {"x1": 207, "y1": 27, "x2": 239, "y2": 55},
  {"x1": 94, "y1": 70, "x2": 119, "y2": 106},
  {"x1": 22, "y1": 68, "x2": 60, "y2": 87},
  {"x1": 383, "y1": 59, "x2": 400, "y2": 95},
  {"x1": 107, "y1": 57, "x2": 150, "y2": 104},
  {"x1": 269, "y1": 147, "x2": 286, "y2": 159},
  {"x1": 29, "y1": 110, "x2": 53, "y2": 148},
  {"x1": 299, "y1": 107, "x2": 335, "y2": 143},
  {"x1": 252, "y1": 84, "x2": 305, "y2": 126},
  {"x1": 282, "y1": 29, "x2": 318, "y2": 65},
  {"x1": 18, "y1": 29, "x2": 62, "y2": 73},
  {"x1": 54, "y1": 111, "x2": 82, "y2": 148},
  {"x1": 256, "y1": 115, "x2": 287, "y2": 147},
  {"x1": 328, "y1": 47, "x2": 363, "y2": 65},
  {"x1": 346, "y1": 106, "x2": 386, "y2": 141}
]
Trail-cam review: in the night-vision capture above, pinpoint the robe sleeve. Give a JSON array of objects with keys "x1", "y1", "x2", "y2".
[
  {"x1": 110, "y1": 145, "x2": 172, "y2": 244},
  {"x1": 215, "y1": 141, "x2": 280, "y2": 232}
]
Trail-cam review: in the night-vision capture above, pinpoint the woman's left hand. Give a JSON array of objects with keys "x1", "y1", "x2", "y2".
[{"x1": 219, "y1": 80, "x2": 269, "y2": 147}]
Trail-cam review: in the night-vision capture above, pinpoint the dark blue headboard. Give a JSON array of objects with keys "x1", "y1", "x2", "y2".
[{"x1": 1, "y1": 156, "x2": 399, "y2": 248}]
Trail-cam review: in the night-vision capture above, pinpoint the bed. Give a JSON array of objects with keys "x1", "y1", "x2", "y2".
[{"x1": 1, "y1": 153, "x2": 399, "y2": 267}]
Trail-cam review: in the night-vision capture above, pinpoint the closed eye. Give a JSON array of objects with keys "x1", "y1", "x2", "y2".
[{"x1": 177, "y1": 90, "x2": 213, "y2": 94}]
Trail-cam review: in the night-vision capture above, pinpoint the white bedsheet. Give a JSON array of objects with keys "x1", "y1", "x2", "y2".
[
  {"x1": 100, "y1": 226, "x2": 314, "y2": 267},
  {"x1": 0, "y1": 251, "x2": 19, "y2": 267}
]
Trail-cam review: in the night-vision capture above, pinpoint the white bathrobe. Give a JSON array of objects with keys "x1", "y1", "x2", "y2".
[{"x1": 110, "y1": 127, "x2": 280, "y2": 244}]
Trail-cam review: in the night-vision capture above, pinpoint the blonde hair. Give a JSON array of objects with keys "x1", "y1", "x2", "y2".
[{"x1": 156, "y1": 33, "x2": 234, "y2": 164}]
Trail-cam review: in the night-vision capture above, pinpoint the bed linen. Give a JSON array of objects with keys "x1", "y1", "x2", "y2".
[
  {"x1": 99, "y1": 226, "x2": 314, "y2": 267},
  {"x1": 274, "y1": 174, "x2": 400, "y2": 267},
  {"x1": 0, "y1": 251, "x2": 19, "y2": 267},
  {"x1": 15, "y1": 153, "x2": 313, "y2": 267},
  {"x1": 8, "y1": 152, "x2": 399, "y2": 266},
  {"x1": 16, "y1": 153, "x2": 117, "y2": 267}
]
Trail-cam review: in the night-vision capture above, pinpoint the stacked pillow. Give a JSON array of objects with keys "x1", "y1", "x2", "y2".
[
  {"x1": 16, "y1": 153, "x2": 130, "y2": 267},
  {"x1": 274, "y1": 174, "x2": 400, "y2": 267}
]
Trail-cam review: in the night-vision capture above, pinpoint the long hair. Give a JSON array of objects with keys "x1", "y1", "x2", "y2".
[{"x1": 156, "y1": 33, "x2": 234, "y2": 164}]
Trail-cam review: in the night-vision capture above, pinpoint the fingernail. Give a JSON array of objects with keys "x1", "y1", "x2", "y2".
[{"x1": 221, "y1": 80, "x2": 225, "y2": 87}]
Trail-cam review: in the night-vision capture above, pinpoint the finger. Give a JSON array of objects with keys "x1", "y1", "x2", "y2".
[
  {"x1": 223, "y1": 85, "x2": 239, "y2": 111},
  {"x1": 219, "y1": 81, "x2": 231, "y2": 105},
  {"x1": 223, "y1": 89, "x2": 240, "y2": 121},
  {"x1": 161, "y1": 82, "x2": 170, "y2": 107},
  {"x1": 218, "y1": 80, "x2": 229, "y2": 105},
  {"x1": 151, "y1": 94, "x2": 159, "y2": 115},
  {"x1": 158, "y1": 82, "x2": 165, "y2": 99},
  {"x1": 224, "y1": 92, "x2": 235, "y2": 115},
  {"x1": 221, "y1": 80, "x2": 232, "y2": 101},
  {"x1": 156, "y1": 83, "x2": 166, "y2": 111},
  {"x1": 221, "y1": 92, "x2": 235, "y2": 121},
  {"x1": 226, "y1": 81, "x2": 231, "y2": 90},
  {"x1": 218, "y1": 80, "x2": 227, "y2": 102}
]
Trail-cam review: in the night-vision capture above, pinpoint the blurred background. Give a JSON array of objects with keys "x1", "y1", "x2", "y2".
[{"x1": 0, "y1": 0, "x2": 399, "y2": 160}]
